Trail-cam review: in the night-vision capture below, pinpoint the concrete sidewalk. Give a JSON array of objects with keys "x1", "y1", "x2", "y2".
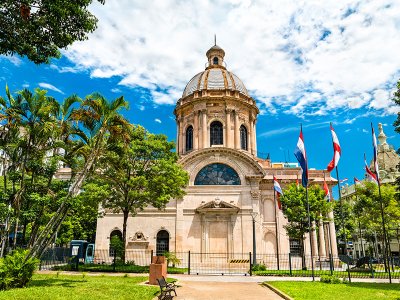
[{"x1": 171, "y1": 280, "x2": 284, "y2": 300}]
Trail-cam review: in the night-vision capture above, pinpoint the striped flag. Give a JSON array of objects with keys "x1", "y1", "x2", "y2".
[
  {"x1": 323, "y1": 179, "x2": 331, "y2": 202},
  {"x1": 339, "y1": 178, "x2": 348, "y2": 184},
  {"x1": 294, "y1": 128, "x2": 308, "y2": 187},
  {"x1": 327, "y1": 124, "x2": 341, "y2": 172},
  {"x1": 371, "y1": 124, "x2": 380, "y2": 183},
  {"x1": 354, "y1": 177, "x2": 361, "y2": 185},
  {"x1": 364, "y1": 154, "x2": 378, "y2": 184},
  {"x1": 273, "y1": 176, "x2": 283, "y2": 210}
]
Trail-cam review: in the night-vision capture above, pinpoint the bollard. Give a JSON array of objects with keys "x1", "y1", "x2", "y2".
[{"x1": 329, "y1": 253, "x2": 333, "y2": 275}]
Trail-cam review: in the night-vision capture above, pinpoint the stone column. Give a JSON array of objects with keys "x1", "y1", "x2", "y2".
[
  {"x1": 311, "y1": 221, "x2": 318, "y2": 258},
  {"x1": 178, "y1": 119, "x2": 183, "y2": 155},
  {"x1": 248, "y1": 119, "x2": 253, "y2": 155},
  {"x1": 328, "y1": 211, "x2": 338, "y2": 257},
  {"x1": 202, "y1": 110, "x2": 207, "y2": 148},
  {"x1": 176, "y1": 120, "x2": 179, "y2": 154},
  {"x1": 193, "y1": 111, "x2": 199, "y2": 150},
  {"x1": 234, "y1": 110, "x2": 240, "y2": 149},
  {"x1": 226, "y1": 109, "x2": 231, "y2": 148},
  {"x1": 318, "y1": 219, "x2": 326, "y2": 258},
  {"x1": 252, "y1": 120, "x2": 257, "y2": 155}
]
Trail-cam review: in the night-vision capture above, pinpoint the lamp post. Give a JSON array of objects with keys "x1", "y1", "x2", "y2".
[{"x1": 251, "y1": 212, "x2": 258, "y2": 266}]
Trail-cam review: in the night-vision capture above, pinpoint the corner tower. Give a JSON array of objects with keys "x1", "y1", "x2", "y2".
[{"x1": 174, "y1": 44, "x2": 259, "y2": 156}]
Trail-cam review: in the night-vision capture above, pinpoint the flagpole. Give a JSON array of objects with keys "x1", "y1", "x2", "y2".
[
  {"x1": 371, "y1": 123, "x2": 391, "y2": 283},
  {"x1": 305, "y1": 184, "x2": 315, "y2": 281},
  {"x1": 273, "y1": 181, "x2": 280, "y2": 270},
  {"x1": 335, "y1": 166, "x2": 348, "y2": 256}
]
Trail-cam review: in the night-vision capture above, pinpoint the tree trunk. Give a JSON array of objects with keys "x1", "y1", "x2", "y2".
[
  {"x1": 122, "y1": 210, "x2": 129, "y2": 263},
  {"x1": 300, "y1": 237, "x2": 306, "y2": 270},
  {"x1": 27, "y1": 133, "x2": 104, "y2": 259}
]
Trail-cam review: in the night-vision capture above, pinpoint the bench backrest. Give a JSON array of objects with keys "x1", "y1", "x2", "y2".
[{"x1": 157, "y1": 277, "x2": 168, "y2": 288}]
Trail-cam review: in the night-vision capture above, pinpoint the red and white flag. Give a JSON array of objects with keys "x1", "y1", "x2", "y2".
[
  {"x1": 371, "y1": 124, "x2": 380, "y2": 183},
  {"x1": 323, "y1": 180, "x2": 331, "y2": 202},
  {"x1": 354, "y1": 177, "x2": 361, "y2": 185},
  {"x1": 364, "y1": 154, "x2": 378, "y2": 184},
  {"x1": 327, "y1": 123, "x2": 341, "y2": 172}
]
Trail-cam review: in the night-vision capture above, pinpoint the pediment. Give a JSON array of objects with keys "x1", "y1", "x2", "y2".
[{"x1": 195, "y1": 200, "x2": 240, "y2": 214}]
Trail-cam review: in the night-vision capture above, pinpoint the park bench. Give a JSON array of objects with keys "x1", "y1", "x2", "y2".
[{"x1": 156, "y1": 276, "x2": 177, "y2": 300}]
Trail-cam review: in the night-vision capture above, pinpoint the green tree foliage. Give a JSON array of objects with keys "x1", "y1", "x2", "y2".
[
  {"x1": 98, "y1": 126, "x2": 188, "y2": 258},
  {"x1": 280, "y1": 184, "x2": 331, "y2": 261},
  {"x1": 0, "y1": 0, "x2": 105, "y2": 64},
  {"x1": 353, "y1": 182, "x2": 400, "y2": 250},
  {"x1": 0, "y1": 87, "x2": 130, "y2": 259}
]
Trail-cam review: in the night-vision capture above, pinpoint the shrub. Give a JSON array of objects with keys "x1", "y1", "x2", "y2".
[
  {"x1": 320, "y1": 275, "x2": 342, "y2": 284},
  {"x1": 0, "y1": 249, "x2": 39, "y2": 290},
  {"x1": 164, "y1": 252, "x2": 181, "y2": 267},
  {"x1": 252, "y1": 264, "x2": 267, "y2": 271}
]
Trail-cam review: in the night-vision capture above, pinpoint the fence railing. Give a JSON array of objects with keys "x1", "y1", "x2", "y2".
[{"x1": 38, "y1": 248, "x2": 400, "y2": 280}]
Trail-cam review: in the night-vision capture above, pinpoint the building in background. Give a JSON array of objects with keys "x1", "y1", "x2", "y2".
[{"x1": 95, "y1": 44, "x2": 338, "y2": 261}]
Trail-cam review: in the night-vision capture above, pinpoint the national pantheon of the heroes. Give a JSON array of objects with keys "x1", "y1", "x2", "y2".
[{"x1": 94, "y1": 44, "x2": 338, "y2": 259}]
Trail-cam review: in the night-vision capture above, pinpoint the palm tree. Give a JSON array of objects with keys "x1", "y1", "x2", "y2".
[
  {"x1": 7, "y1": 88, "x2": 59, "y2": 248},
  {"x1": 28, "y1": 93, "x2": 130, "y2": 258}
]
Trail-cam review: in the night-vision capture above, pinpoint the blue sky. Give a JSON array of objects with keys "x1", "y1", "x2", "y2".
[{"x1": 1, "y1": 0, "x2": 400, "y2": 198}]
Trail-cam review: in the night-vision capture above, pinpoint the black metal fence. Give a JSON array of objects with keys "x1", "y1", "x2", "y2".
[{"x1": 38, "y1": 248, "x2": 400, "y2": 280}]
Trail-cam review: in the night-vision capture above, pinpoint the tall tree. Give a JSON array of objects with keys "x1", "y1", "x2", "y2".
[
  {"x1": 0, "y1": 0, "x2": 105, "y2": 64},
  {"x1": 280, "y1": 184, "x2": 331, "y2": 266},
  {"x1": 28, "y1": 92, "x2": 130, "y2": 258},
  {"x1": 98, "y1": 126, "x2": 188, "y2": 260},
  {"x1": 353, "y1": 182, "x2": 400, "y2": 255}
]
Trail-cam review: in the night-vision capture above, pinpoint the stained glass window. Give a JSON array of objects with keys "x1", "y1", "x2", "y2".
[
  {"x1": 186, "y1": 125, "x2": 193, "y2": 152},
  {"x1": 194, "y1": 163, "x2": 241, "y2": 185},
  {"x1": 240, "y1": 125, "x2": 248, "y2": 150},
  {"x1": 210, "y1": 121, "x2": 223, "y2": 145}
]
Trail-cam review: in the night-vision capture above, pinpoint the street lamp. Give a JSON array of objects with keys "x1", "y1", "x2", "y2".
[{"x1": 251, "y1": 212, "x2": 258, "y2": 266}]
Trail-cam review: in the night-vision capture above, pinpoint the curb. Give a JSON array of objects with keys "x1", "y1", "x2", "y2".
[{"x1": 262, "y1": 283, "x2": 294, "y2": 300}]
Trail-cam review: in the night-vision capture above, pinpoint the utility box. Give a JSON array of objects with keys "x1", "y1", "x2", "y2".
[{"x1": 149, "y1": 256, "x2": 167, "y2": 285}]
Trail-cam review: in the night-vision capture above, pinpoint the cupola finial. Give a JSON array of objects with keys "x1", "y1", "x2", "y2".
[{"x1": 214, "y1": 34, "x2": 216, "y2": 46}]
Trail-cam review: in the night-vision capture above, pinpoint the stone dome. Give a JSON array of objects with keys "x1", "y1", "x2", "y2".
[
  {"x1": 182, "y1": 69, "x2": 249, "y2": 98},
  {"x1": 182, "y1": 44, "x2": 249, "y2": 98}
]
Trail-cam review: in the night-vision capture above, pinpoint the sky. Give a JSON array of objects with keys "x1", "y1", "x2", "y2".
[{"x1": 1, "y1": 0, "x2": 400, "y2": 198}]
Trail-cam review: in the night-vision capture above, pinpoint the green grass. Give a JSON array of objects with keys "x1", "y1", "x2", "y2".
[
  {"x1": 267, "y1": 281, "x2": 400, "y2": 300},
  {"x1": 0, "y1": 274, "x2": 159, "y2": 300}
]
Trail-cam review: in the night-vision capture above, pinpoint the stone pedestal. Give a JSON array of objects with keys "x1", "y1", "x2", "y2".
[{"x1": 149, "y1": 256, "x2": 167, "y2": 285}]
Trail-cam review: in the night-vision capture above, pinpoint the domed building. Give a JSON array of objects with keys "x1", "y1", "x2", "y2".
[{"x1": 94, "y1": 44, "x2": 338, "y2": 268}]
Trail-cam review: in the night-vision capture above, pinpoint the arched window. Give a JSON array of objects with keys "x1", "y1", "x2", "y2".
[
  {"x1": 240, "y1": 125, "x2": 248, "y2": 150},
  {"x1": 109, "y1": 229, "x2": 122, "y2": 257},
  {"x1": 194, "y1": 163, "x2": 241, "y2": 185},
  {"x1": 186, "y1": 125, "x2": 193, "y2": 152},
  {"x1": 156, "y1": 230, "x2": 169, "y2": 256},
  {"x1": 210, "y1": 121, "x2": 223, "y2": 146},
  {"x1": 213, "y1": 57, "x2": 219, "y2": 65}
]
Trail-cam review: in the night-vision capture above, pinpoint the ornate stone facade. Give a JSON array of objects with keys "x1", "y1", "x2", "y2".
[{"x1": 95, "y1": 44, "x2": 338, "y2": 259}]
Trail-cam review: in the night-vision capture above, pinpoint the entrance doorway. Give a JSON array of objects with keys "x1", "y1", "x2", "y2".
[{"x1": 156, "y1": 230, "x2": 169, "y2": 256}]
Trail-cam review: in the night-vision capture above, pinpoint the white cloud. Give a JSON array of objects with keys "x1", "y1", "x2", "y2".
[
  {"x1": 38, "y1": 82, "x2": 64, "y2": 94},
  {"x1": 59, "y1": 0, "x2": 400, "y2": 116},
  {"x1": 111, "y1": 88, "x2": 122, "y2": 93},
  {"x1": 154, "y1": 118, "x2": 162, "y2": 123},
  {"x1": 362, "y1": 129, "x2": 369, "y2": 133},
  {"x1": 137, "y1": 105, "x2": 145, "y2": 111},
  {"x1": 1, "y1": 55, "x2": 22, "y2": 66}
]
